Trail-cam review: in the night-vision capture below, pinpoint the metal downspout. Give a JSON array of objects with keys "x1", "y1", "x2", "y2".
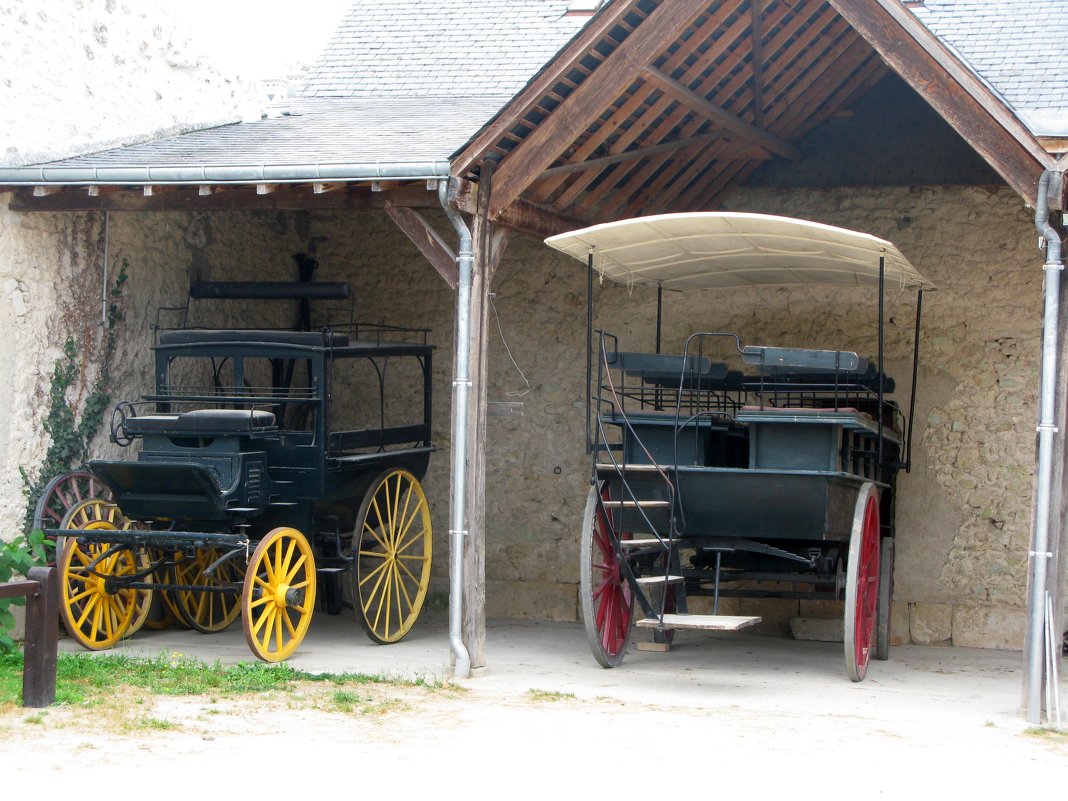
[
  {"x1": 439, "y1": 179, "x2": 472, "y2": 679},
  {"x1": 1028, "y1": 168, "x2": 1064, "y2": 723}
]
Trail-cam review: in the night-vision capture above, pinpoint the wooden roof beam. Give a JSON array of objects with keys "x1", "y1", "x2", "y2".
[
  {"x1": 826, "y1": 0, "x2": 1052, "y2": 201},
  {"x1": 640, "y1": 66, "x2": 801, "y2": 161},
  {"x1": 487, "y1": 0, "x2": 713, "y2": 220},
  {"x1": 540, "y1": 132, "x2": 735, "y2": 179}
]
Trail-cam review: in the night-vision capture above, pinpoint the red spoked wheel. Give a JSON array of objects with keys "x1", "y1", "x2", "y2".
[
  {"x1": 33, "y1": 470, "x2": 112, "y2": 559},
  {"x1": 579, "y1": 484, "x2": 633, "y2": 668},
  {"x1": 844, "y1": 483, "x2": 880, "y2": 682}
]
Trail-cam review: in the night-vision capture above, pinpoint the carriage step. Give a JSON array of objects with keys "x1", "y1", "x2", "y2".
[
  {"x1": 636, "y1": 614, "x2": 762, "y2": 631},
  {"x1": 316, "y1": 567, "x2": 347, "y2": 574},
  {"x1": 622, "y1": 538, "x2": 678, "y2": 549},
  {"x1": 604, "y1": 500, "x2": 670, "y2": 508},
  {"x1": 635, "y1": 575, "x2": 683, "y2": 586}
]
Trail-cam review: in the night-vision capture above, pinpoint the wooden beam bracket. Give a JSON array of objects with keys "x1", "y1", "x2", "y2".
[{"x1": 384, "y1": 201, "x2": 459, "y2": 289}]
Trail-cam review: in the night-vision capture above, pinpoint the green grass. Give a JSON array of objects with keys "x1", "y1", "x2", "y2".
[
  {"x1": 0, "y1": 650, "x2": 454, "y2": 707},
  {"x1": 527, "y1": 688, "x2": 576, "y2": 702}
]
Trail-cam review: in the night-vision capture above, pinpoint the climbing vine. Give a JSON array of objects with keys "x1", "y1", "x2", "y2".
[
  {"x1": 20, "y1": 260, "x2": 127, "y2": 534},
  {"x1": 0, "y1": 260, "x2": 127, "y2": 650}
]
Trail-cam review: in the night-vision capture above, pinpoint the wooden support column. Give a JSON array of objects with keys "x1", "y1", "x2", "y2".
[{"x1": 460, "y1": 161, "x2": 511, "y2": 671}]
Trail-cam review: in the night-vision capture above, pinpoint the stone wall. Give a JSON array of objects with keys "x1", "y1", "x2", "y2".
[
  {"x1": 2, "y1": 184, "x2": 1044, "y2": 650},
  {"x1": 0, "y1": 0, "x2": 255, "y2": 167}
]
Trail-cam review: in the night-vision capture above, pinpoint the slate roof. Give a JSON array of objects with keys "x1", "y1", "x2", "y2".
[
  {"x1": 302, "y1": 0, "x2": 589, "y2": 98},
  {"x1": 4, "y1": 0, "x2": 1064, "y2": 183},
  {"x1": 24, "y1": 97, "x2": 510, "y2": 181},
  {"x1": 911, "y1": 0, "x2": 1068, "y2": 136},
  {"x1": 6, "y1": 1, "x2": 589, "y2": 179}
]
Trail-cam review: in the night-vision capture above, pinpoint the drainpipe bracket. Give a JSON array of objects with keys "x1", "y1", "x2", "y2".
[
  {"x1": 1036, "y1": 424, "x2": 1059, "y2": 433},
  {"x1": 1029, "y1": 551, "x2": 1053, "y2": 558}
]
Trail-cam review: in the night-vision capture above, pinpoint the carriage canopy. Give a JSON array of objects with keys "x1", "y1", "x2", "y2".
[{"x1": 544, "y1": 212, "x2": 932, "y2": 292}]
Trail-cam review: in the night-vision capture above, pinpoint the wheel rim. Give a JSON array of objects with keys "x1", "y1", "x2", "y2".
[
  {"x1": 580, "y1": 484, "x2": 633, "y2": 668},
  {"x1": 844, "y1": 485, "x2": 880, "y2": 682},
  {"x1": 353, "y1": 469, "x2": 433, "y2": 644},
  {"x1": 173, "y1": 548, "x2": 243, "y2": 633},
  {"x1": 242, "y1": 527, "x2": 316, "y2": 662},
  {"x1": 59, "y1": 500, "x2": 148, "y2": 647},
  {"x1": 34, "y1": 471, "x2": 112, "y2": 560}
]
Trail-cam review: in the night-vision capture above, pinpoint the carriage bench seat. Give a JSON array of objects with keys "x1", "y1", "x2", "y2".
[
  {"x1": 606, "y1": 351, "x2": 729, "y2": 384},
  {"x1": 741, "y1": 345, "x2": 866, "y2": 374},
  {"x1": 124, "y1": 408, "x2": 277, "y2": 436}
]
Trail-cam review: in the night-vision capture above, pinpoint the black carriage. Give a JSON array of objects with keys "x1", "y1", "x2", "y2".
[
  {"x1": 47, "y1": 280, "x2": 435, "y2": 661},
  {"x1": 546, "y1": 212, "x2": 930, "y2": 681}
]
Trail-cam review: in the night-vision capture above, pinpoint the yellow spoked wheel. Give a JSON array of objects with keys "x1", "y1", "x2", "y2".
[
  {"x1": 59, "y1": 500, "x2": 152, "y2": 646},
  {"x1": 172, "y1": 548, "x2": 243, "y2": 633},
  {"x1": 353, "y1": 469, "x2": 432, "y2": 644},
  {"x1": 242, "y1": 527, "x2": 317, "y2": 662}
]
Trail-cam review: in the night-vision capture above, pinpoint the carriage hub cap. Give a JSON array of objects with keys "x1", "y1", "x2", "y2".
[{"x1": 273, "y1": 583, "x2": 291, "y2": 608}]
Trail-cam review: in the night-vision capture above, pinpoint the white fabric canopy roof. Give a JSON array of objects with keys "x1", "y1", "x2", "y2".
[{"x1": 544, "y1": 212, "x2": 932, "y2": 291}]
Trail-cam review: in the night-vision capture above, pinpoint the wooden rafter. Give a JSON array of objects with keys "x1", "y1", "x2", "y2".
[
  {"x1": 451, "y1": 0, "x2": 649, "y2": 177},
  {"x1": 629, "y1": 11, "x2": 858, "y2": 215},
  {"x1": 558, "y1": 0, "x2": 816, "y2": 216},
  {"x1": 827, "y1": 0, "x2": 1051, "y2": 201},
  {"x1": 487, "y1": 0, "x2": 713, "y2": 219},
  {"x1": 533, "y1": 1, "x2": 767, "y2": 208},
  {"x1": 640, "y1": 66, "x2": 801, "y2": 161},
  {"x1": 540, "y1": 132, "x2": 733, "y2": 179},
  {"x1": 750, "y1": 0, "x2": 765, "y2": 126}
]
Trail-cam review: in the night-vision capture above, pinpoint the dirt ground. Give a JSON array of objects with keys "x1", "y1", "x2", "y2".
[
  {"x1": 1, "y1": 676, "x2": 1065, "y2": 795},
  {"x1": 2, "y1": 618, "x2": 1065, "y2": 794}
]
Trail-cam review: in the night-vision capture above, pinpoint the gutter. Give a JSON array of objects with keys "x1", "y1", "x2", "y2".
[
  {"x1": 1028, "y1": 168, "x2": 1065, "y2": 724},
  {"x1": 0, "y1": 161, "x2": 453, "y2": 186}
]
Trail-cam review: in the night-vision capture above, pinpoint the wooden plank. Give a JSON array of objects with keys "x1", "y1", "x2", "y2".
[
  {"x1": 636, "y1": 641, "x2": 672, "y2": 652},
  {"x1": 7, "y1": 183, "x2": 442, "y2": 212},
  {"x1": 640, "y1": 66, "x2": 802, "y2": 161},
  {"x1": 489, "y1": 0, "x2": 713, "y2": 219},
  {"x1": 384, "y1": 203, "x2": 458, "y2": 289},
  {"x1": 826, "y1": 0, "x2": 1051, "y2": 201},
  {"x1": 451, "y1": 0, "x2": 648, "y2": 177},
  {"x1": 635, "y1": 613, "x2": 762, "y2": 631}
]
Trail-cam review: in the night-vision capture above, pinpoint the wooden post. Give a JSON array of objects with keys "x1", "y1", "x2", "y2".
[
  {"x1": 461, "y1": 161, "x2": 510, "y2": 671},
  {"x1": 23, "y1": 567, "x2": 57, "y2": 708},
  {"x1": 0, "y1": 568, "x2": 58, "y2": 707}
]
